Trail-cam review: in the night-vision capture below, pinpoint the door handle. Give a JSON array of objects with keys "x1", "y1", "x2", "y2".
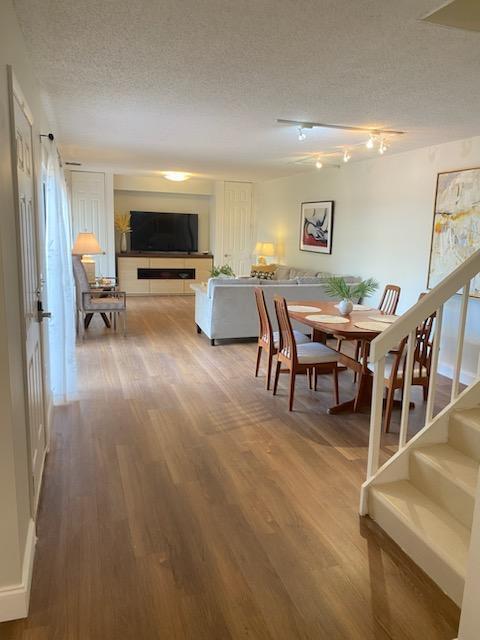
[{"x1": 37, "y1": 300, "x2": 51, "y2": 322}]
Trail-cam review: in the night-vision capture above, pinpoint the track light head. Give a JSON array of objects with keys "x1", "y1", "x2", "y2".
[
  {"x1": 297, "y1": 126, "x2": 307, "y2": 142},
  {"x1": 315, "y1": 159, "x2": 323, "y2": 169},
  {"x1": 343, "y1": 149, "x2": 351, "y2": 163}
]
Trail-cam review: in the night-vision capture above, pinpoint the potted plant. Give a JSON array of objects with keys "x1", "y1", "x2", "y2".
[
  {"x1": 114, "y1": 213, "x2": 131, "y2": 253},
  {"x1": 325, "y1": 276, "x2": 379, "y2": 315},
  {"x1": 210, "y1": 264, "x2": 236, "y2": 278}
]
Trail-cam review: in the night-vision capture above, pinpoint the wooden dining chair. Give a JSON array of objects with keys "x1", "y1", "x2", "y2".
[
  {"x1": 272, "y1": 296, "x2": 340, "y2": 411},
  {"x1": 368, "y1": 303, "x2": 436, "y2": 432},
  {"x1": 341, "y1": 283, "x2": 401, "y2": 380},
  {"x1": 254, "y1": 288, "x2": 310, "y2": 389},
  {"x1": 378, "y1": 284, "x2": 401, "y2": 316}
]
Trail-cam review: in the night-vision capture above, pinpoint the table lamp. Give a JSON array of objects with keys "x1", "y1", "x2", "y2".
[
  {"x1": 254, "y1": 241, "x2": 276, "y2": 265},
  {"x1": 72, "y1": 232, "x2": 105, "y2": 284}
]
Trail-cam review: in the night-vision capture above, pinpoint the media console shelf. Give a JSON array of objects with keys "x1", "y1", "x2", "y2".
[{"x1": 117, "y1": 252, "x2": 213, "y2": 295}]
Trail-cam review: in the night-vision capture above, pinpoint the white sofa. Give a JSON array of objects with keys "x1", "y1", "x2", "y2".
[{"x1": 192, "y1": 271, "x2": 361, "y2": 344}]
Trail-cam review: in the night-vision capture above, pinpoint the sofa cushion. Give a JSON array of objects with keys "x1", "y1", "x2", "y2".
[
  {"x1": 273, "y1": 265, "x2": 291, "y2": 280},
  {"x1": 289, "y1": 267, "x2": 318, "y2": 278},
  {"x1": 296, "y1": 276, "x2": 324, "y2": 284}
]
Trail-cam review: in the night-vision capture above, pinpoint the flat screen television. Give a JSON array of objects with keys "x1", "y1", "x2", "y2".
[{"x1": 130, "y1": 211, "x2": 198, "y2": 253}]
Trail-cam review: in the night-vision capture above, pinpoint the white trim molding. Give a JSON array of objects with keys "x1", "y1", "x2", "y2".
[{"x1": 0, "y1": 519, "x2": 37, "y2": 622}]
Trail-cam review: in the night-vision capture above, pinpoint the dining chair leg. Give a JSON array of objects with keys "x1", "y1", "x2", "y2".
[
  {"x1": 353, "y1": 340, "x2": 361, "y2": 382},
  {"x1": 266, "y1": 351, "x2": 273, "y2": 390},
  {"x1": 333, "y1": 366, "x2": 339, "y2": 404},
  {"x1": 314, "y1": 368, "x2": 318, "y2": 391},
  {"x1": 123, "y1": 312, "x2": 127, "y2": 337},
  {"x1": 422, "y1": 383, "x2": 428, "y2": 401},
  {"x1": 272, "y1": 361, "x2": 281, "y2": 396},
  {"x1": 383, "y1": 386, "x2": 395, "y2": 433},
  {"x1": 288, "y1": 370, "x2": 296, "y2": 411},
  {"x1": 255, "y1": 345, "x2": 262, "y2": 377},
  {"x1": 308, "y1": 368, "x2": 313, "y2": 390}
]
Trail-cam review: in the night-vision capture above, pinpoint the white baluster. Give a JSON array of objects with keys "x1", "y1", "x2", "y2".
[
  {"x1": 399, "y1": 330, "x2": 416, "y2": 450},
  {"x1": 425, "y1": 304, "x2": 443, "y2": 425},
  {"x1": 366, "y1": 356, "x2": 385, "y2": 479},
  {"x1": 451, "y1": 283, "x2": 469, "y2": 401}
]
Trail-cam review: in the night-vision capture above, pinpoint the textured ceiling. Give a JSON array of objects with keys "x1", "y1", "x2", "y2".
[{"x1": 13, "y1": 0, "x2": 480, "y2": 180}]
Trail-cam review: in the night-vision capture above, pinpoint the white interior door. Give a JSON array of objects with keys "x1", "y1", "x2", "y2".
[
  {"x1": 71, "y1": 171, "x2": 110, "y2": 277},
  {"x1": 221, "y1": 182, "x2": 254, "y2": 276},
  {"x1": 10, "y1": 73, "x2": 47, "y2": 512}
]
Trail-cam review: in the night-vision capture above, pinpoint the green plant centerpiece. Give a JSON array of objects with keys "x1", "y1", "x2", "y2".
[
  {"x1": 325, "y1": 276, "x2": 378, "y2": 315},
  {"x1": 210, "y1": 264, "x2": 236, "y2": 278}
]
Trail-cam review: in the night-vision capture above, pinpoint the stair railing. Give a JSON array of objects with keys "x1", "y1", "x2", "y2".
[{"x1": 364, "y1": 249, "x2": 480, "y2": 487}]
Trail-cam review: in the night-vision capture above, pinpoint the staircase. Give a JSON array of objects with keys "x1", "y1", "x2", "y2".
[
  {"x1": 360, "y1": 250, "x2": 480, "y2": 638},
  {"x1": 369, "y1": 408, "x2": 480, "y2": 605}
]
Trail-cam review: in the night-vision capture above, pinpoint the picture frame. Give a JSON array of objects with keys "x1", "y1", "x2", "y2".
[
  {"x1": 300, "y1": 200, "x2": 334, "y2": 254},
  {"x1": 427, "y1": 167, "x2": 480, "y2": 296}
]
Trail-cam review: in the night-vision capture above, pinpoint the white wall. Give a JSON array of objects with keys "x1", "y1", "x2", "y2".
[
  {"x1": 0, "y1": 0, "x2": 53, "y2": 613},
  {"x1": 255, "y1": 136, "x2": 480, "y2": 382},
  {"x1": 114, "y1": 190, "x2": 211, "y2": 253}
]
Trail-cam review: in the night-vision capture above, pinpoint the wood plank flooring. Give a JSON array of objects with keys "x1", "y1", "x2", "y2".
[{"x1": 2, "y1": 296, "x2": 460, "y2": 639}]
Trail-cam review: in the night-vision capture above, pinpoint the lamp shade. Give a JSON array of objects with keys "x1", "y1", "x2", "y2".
[
  {"x1": 255, "y1": 241, "x2": 275, "y2": 257},
  {"x1": 72, "y1": 232, "x2": 104, "y2": 255}
]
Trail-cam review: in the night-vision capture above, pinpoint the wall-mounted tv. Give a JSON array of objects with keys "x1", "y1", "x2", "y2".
[{"x1": 130, "y1": 211, "x2": 198, "y2": 253}]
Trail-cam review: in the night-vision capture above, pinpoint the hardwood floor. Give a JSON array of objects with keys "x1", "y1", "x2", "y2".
[{"x1": 2, "y1": 296, "x2": 460, "y2": 639}]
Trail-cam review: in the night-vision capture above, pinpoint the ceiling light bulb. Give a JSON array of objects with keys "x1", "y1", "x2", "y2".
[
  {"x1": 343, "y1": 150, "x2": 351, "y2": 163},
  {"x1": 163, "y1": 171, "x2": 190, "y2": 182},
  {"x1": 378, "y1": 139, "x2": 388, "y2": 155},
  {"x1": 315, "y1": 159, "x2": 323, "y2": 169},
  {"x1": 366, "y1": 135, "x2": 375, "y2": 150},
  {"x1": 298, "y1": 126, "x2": 307, "y2": 142}
]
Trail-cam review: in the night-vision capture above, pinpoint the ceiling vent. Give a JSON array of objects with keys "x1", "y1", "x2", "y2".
[{"x1": 422, "y1": 0, "x2": 480, "y2": 33}]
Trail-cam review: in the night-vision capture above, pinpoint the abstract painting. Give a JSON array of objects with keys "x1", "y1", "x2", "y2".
[
  {"x1": 300, "y1": 201, "x2": 334, "y2": 254},
  {"x1": 428, "y1": 168, "x2": 480, "y2": 296}
]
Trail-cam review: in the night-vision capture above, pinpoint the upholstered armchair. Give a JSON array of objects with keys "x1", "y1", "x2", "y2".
[{"x1": 72, "y1": 256, "x2": 127, "y2": 337}]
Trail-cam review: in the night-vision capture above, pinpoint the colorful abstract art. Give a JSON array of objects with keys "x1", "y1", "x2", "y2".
[{"x1": 428, "y1": 168, "x2": 480, "y2": 296}]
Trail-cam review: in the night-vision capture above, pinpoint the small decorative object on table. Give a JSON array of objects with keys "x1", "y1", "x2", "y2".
[
  {"x1": 114, "y1": 213, "x2": 131, "y2": 253},
  {"x1": 210, "y1": 264, "x2": 236, "y2": 278},
  {"x1": 325, "y1": 276, "x2": 379, "y2": 316}
]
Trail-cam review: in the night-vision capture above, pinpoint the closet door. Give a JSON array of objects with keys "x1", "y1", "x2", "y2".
[
  {"x1": 71, "y1": 171, "x2": 113, "y2": 277},
  {"x1": 220, "y1": 182, "x2": 254, "y2": 277}
]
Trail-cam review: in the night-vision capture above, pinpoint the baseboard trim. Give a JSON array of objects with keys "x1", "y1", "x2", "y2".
[
  {"x1": 438, "y1": 362, "x2": 476, "y2": 386},
  {"x1": 0, "y1": 518, "x2": 36, "y2": 622}
]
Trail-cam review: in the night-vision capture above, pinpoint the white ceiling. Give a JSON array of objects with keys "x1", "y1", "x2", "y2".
[{"x1": 13, "y1": 0, "x2": 480, "y2": 180}]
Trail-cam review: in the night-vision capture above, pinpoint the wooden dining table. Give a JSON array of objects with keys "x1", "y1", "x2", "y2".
[{"x1": 287, "y1": 300, "x2": 386, "y2": 415}]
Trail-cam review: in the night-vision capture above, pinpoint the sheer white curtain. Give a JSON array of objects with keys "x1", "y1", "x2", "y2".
[{"x1": 44, "y1": 148, "x2": 77, "y2": 403}]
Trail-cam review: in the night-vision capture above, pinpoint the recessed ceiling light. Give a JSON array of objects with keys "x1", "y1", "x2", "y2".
[{"x1": 164, "y1": 171, "x2": 190, "y2": 182}]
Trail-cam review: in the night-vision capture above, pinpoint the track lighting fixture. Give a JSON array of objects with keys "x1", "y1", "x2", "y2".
[
  {"x1": 298, "y1": 126, "x2": 307, "y2": 142},
  {"x1": 343, "y1": 149, "x2": 351, "y2": 163},
  {"x1": 366, "y1": 134, "x2": 375, "y2": 150},
  {"x1": 315, "y1": 159, "x2": 323, "y2": 169}
]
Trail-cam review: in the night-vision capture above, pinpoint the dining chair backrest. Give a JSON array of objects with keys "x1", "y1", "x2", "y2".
[
  {"x1": 254, "y1": 288, "x2": 273, "y2": 346},
  {"x1": 72, "y1": 256, "x2": 91, "y2": 308},
  {"x1": 379, "y1": 284, "x2": 401, "y2": 316},
  {"x1": 414, "y1": 293, "x2": 435, "y2": 375},
  {"x1": 273, "y1": 296, "x2": 297, "y2": 363}
]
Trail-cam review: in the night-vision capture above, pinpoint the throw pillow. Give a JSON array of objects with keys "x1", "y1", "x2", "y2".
[
  {"x1": 250, "y1": 264, "x2": 276, "y2": 279},
  {"x1": 251, "y1": 269, "x2": 275, "y2": 280}
]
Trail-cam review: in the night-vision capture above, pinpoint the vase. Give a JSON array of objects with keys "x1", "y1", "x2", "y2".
[
  {"x1": 338, "y1": 299, "x2": 353, "y2": 316},
  {"x1": 120, "y1": 232, "x2": 127, "y2": 253}
]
